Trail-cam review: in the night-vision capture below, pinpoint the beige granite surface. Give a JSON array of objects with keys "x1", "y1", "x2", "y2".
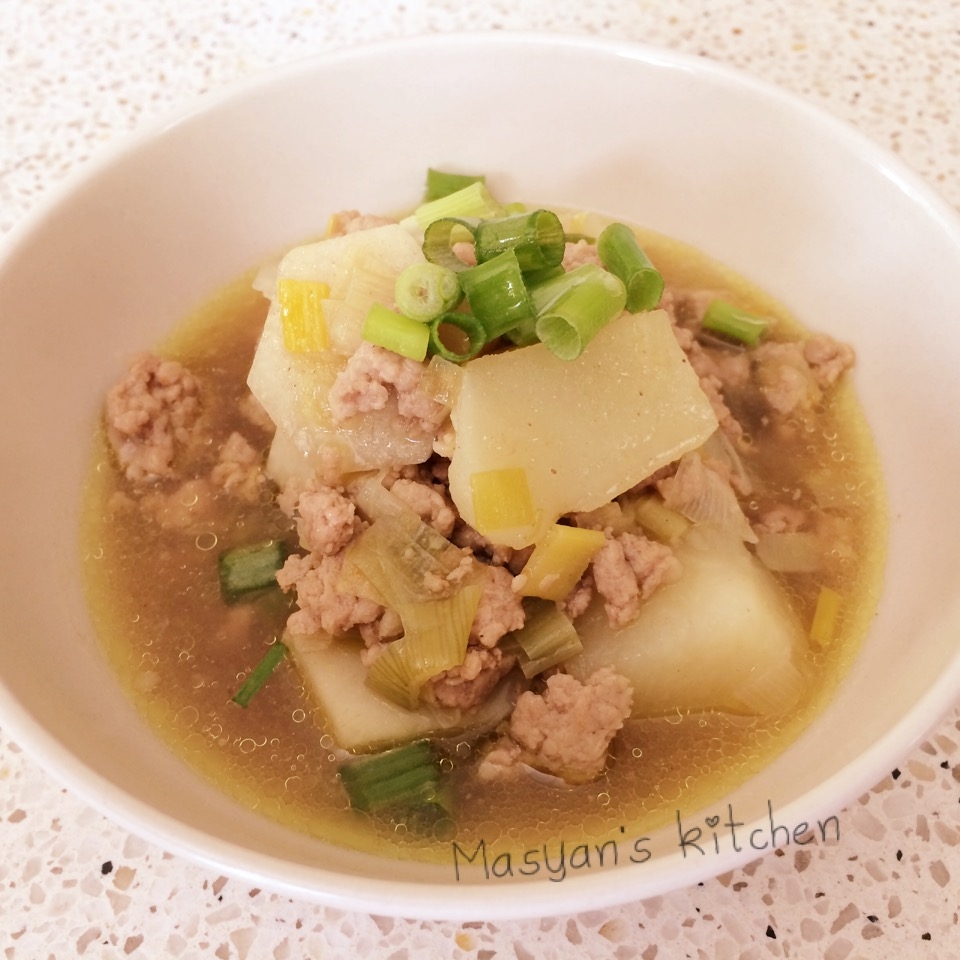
[{"x1": 2, "y1": 1, "x2": 960, "y2": 957}]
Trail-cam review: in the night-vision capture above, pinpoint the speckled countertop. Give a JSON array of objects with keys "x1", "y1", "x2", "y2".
[{"x1": 2, "y1": 2, "x2": 960, "y2": 957}]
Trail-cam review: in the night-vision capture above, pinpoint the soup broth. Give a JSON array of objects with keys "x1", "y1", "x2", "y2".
[{"x1": 81, "y1": 212, "x2": 886, "y2": 861}]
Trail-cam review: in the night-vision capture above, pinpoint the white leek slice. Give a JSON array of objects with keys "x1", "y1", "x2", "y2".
[
  {"x1": 566, "y1": 526, "x2": 809, "y2": 716},
  {"x1": 659, "y1": 451, "x2": 757, "y2": 543},
  {"x1": 447, "y1": 310, "x2": 718, "y2": 547},
  {"x1": 365, "y1": 585, "x2": 481, "y2": 708},
  {"x1": 341, "y1": 513, "x2": 468, "y2": 610}
]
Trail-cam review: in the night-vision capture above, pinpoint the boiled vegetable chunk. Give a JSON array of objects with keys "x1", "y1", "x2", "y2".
[
  {"x1": 248, "y1": 225, "x2": 434, "y2": 477},
  {"x1": 565, "y1": 527, "x2": 809, "y2": 716},
  {"x1": 447, "y1": 310, "x2": 718, "y2": 547},
  {"x1": 285, "y1": 633, "x2": 519, "y2": 753}
]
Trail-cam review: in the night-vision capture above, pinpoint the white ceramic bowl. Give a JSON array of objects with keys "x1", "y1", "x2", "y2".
[{"x1": 2, "y1": 33, "x2": 960, "y2": 921}]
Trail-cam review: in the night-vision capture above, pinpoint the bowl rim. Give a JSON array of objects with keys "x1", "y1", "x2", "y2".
[{"x1": 2, "y1": 29, "x2": 960, "y2": 921}]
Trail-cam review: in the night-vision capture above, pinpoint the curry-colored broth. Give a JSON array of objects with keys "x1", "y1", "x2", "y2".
[{"x1": 81, "y1": 222, "x2": 886, "y2": 862}]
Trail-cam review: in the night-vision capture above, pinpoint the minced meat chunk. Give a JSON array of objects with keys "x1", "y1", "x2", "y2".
[
  {"x1": 591, "y1": 532, "x2": 681, "y2": 629},
  {"x1": 621, "y1": 530, "x2": 683, "y2": 597},
  {"x1": 276, "y1": 551, "x2": 381, "y2": 637},
  {"x1": 671, "y1": 326, "x2": 746, "y2": 441},
  {"x1": 470, "y1": 565, "x2": 526, "y2": 647},
  {"x1": 388, "y1": 477, "x2": 457, "y2": 538},
  {"x1": 803, "y1": 333, "x2": 855, "y2": 388},
  {"x1": 210, "y1": 432, "x2": 263, "y2": 503},
  {"x1": 293, "y1": 483, "x2": 360, "y2": 556},
  {"x1": 562, "y1": 239, "x2": 601, "y2": 270},
  {"x1": 479, "y1": 667, "x2": 633, "y2": 784},
  {"x1": 238, "y1": 391, "x2": 275, "y2": 432},
  {"x1": 753, "y1": 503, "x2": 808, "y2": 535},
  {"x1": 358, "y1": 608, "x2": 403, "y2": 661},
  {"x1": 659, "y1": 287, "x2": 719, "y2": 328},
  {"x1": 328, "y1": 342, "x2": 446, "y2": 436},
  {"x1": 104, "y1": 353, "x2": 202, "y2": 485},
  {"x1": 428, "y1": 646, "x2": 517, "y2": 710},
  {"x1": 139, "y1": 477, "x2": 216, "y2": 532},
  {"x1": 560, "y1": 572, "x2": 594, "y2": 620},
  {"x1": 752, "y1": 340, "x2": 823, "y2": 415},
  {"x1": 591, "y1": 537, "x2": 640, "y2": 628}
]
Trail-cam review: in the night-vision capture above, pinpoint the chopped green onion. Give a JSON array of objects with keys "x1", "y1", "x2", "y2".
[
  {"x1": 413, "y1": 181, "x2": 502, "y2": 231},
  {"x1": 701, "y1": 299, "x2": 769, "y2": 346},
  {"x1": 474, "y1": 210, "x2": 566, "y2": 272},
  {"x1": 459, "y1": 249, "x2": 535, "y2": 341},
  {"x1": 338, "y1": 740, "x2": 448, "y2": 814},
  {"x1": 217, "y1": 540, "x2": 287, "y2": 603},
  {"x1": 597, "y1": 222, "x2": 664, "y2": 313},
  {"x1": 523, "y1": 264, "x2": 566, "y2": 288},
  {"x1": 506, "y1": 599, "x2": 583, "y2": 678},
  {"x1": 231, "y1": 641, "x2": 287, "y2": 707},
  {"x1": 527, "y1": 261, "x2": 591, "y2": 313},
  {"x1": 534, "y1": 264, "x2": 627, "y2": 360},
  {"x1": 394, "y1": 263, "x2": 463, "y2": 322},
  {"x1": 504, "y1": 316, "x2": 540, "y2": 347},
  {"x1": 427, "y1": 311, "x2": 487, "y2": 363},
  {"x1": 361, "y1": 303, "x2": 430, "y2": 361},
  {"x1": 421, "y1": 217, "x2": 479, "y2": 271},
  {"x1": 424, "y1": 168, "x2": 486, "y2": 202}
]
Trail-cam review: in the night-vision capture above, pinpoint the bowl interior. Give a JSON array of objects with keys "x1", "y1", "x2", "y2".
[{"x1": 2, "y1": 34, "x2": 960, "y2": 920}]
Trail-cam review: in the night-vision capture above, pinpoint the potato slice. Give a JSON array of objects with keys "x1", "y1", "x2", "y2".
[
  {"x1": 565, "y1": 527, "x2": 809, "y2": 716},
  {"x1": 447, "y1": 310, "x2": 718, "y2": 547}
]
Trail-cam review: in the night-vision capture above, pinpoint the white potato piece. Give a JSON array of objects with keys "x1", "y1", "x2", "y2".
[
  {"x1": 565, "y1": 527, "x2": 809, "y2": 716},
  {"x1": 285, "y1": 633, "x2": 519, "y2": 753},
  {"x1": 447, "y1": 310, "x2": 718, "y2": 547},
  {"x1": 247, "y1": 225, "x2": 434, "y2": 477}
]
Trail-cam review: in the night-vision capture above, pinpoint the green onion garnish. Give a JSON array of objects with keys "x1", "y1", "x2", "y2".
[
  {"x1": 338, "y1": 740, "x2": 449, "y2": 815},
  {"x1": 504, "y1": 315, "x2": 540, "y2": 347},
  {"x1": 361, "y1": 303, "x2": 430, "y2": 361},
  {"x1": 421, "y1": 217, "x2": 479, "y2": 272},
  {"x1": 473, "y1": 210, "x2": 566, "y2": 272},
  {"x1": 424, "y1": 168, "x2": 486, "y2": 202},
  {"x1": 427, "y1": 311, "x2": 487, "y2": 363},
  {"x1": 217, "y1": 540, "x2": 287, "y2": 604},
  {"x1": 458, "y1": 249, "x2": 535, "y2": 341},
  {"x1": 597, "y1": 222, "x2": 664, "y2": 314},
  {"x1": 701, "y1": 299, "x2": 769, "y2": 346},
  {"x1": 231, "y1": 641, "x2": 287, "y2": 707},
  {"x1": 413, "y1": 181, "x2": 502, "y2": 231},
  {"x1": 533, "y1": 264, "x2": 627, "y2": 360},
  {"x1": 394, "y1": 262, "x2": 463, "y2": 322}
]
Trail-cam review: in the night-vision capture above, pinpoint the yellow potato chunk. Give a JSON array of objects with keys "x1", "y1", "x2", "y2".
[{"x1": 447, "y1": 310, "x2": 719, "y2": 547}]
